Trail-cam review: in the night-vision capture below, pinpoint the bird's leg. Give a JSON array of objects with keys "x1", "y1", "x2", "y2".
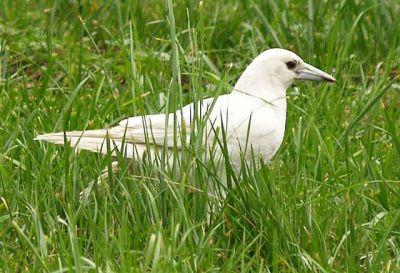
[
  {"x1": 79, "y1": 161, "x2": 120, "y2": 204},
  {"x1": 97, "y1": 161, "x2": 120, "y2": 187}
]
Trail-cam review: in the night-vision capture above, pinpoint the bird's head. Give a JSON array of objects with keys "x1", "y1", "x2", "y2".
[
  {"x1": 258, "y1": 48, "x2": 336, "y2": 87},
  {"x1": 235, "y1": 48, "x2": 336, "y2": 94}
]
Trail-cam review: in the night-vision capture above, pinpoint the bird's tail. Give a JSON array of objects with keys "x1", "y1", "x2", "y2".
[{"x1": 35, "y1": 129, "x2": 142, "y2": 159}]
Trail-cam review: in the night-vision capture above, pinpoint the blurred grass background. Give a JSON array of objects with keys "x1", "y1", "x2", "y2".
[{"x1": 1, "y1": 0, "x2": 399, "y2": 272}]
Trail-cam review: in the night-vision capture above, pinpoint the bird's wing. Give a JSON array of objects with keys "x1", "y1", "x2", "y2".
[
  {"x1": 116, "y1": 97, "x2": 221, "y2": 147},
  {"x1": 35, "y1": 97, "x2": 222, "y2": 158},
  {"x1": 112, "y1": 112, "x2": 188, "y2": 148}
]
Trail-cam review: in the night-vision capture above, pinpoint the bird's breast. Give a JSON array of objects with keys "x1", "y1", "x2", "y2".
[
  {"x1": 225, "y1": 102, "x2": 286, "y2": 164},
  {"x1": 201, "y1": 93, "x2": 286, "y2": 165}
]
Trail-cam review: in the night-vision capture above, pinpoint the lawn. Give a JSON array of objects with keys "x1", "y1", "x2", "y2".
[{"x1": 1, "y1": 0, "x2": 399, "y2": 272}]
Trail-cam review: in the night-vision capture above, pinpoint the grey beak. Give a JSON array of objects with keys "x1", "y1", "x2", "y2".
[{"x1": 295, "y1": 63, "x2": 336, "y2": 82}]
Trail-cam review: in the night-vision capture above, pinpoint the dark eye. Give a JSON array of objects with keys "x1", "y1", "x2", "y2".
[{"x1": 286, "y1": 60, "x2": 297, "y2": 70}]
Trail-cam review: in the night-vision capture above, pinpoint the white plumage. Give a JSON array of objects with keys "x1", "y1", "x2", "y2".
[{"x1": 36, "y1": 48, "x2": 335, "y2": 169}]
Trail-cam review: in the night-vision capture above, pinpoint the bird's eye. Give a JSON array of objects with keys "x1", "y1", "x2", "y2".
[{"x1": 286, "y1": 60, "x2": 297, "y2": 70}]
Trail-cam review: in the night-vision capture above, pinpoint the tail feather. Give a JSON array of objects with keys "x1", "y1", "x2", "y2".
[{"x1": 35, "y1": 130, "x2": 147, "y2": 159}]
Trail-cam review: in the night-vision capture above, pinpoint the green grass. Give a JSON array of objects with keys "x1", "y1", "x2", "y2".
[{"x1": 1, "y1": 0, "x2": 400, "y2": 272}]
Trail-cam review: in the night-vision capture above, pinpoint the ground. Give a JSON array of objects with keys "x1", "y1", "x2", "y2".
[{"x1": 1, "y1": 1, "x2": 399, "y2": 272}]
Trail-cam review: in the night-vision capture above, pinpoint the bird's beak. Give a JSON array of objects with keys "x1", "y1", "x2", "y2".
[{"x1": 295, "y1": 63, "x2": 336, "y2": 82}]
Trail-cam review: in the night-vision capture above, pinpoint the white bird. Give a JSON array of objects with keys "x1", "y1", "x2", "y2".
[{"x1": 35, "y1": 48, "x2": 335, "y2": 172}]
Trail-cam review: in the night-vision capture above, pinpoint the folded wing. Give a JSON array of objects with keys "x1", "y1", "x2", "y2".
[{"x1": 35, "y1": 107, "x2": 193, "y2": 159}]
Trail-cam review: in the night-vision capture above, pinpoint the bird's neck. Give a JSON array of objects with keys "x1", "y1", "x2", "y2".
[{"x1": 233, "y1": 68, "x2": 288, "y2": 108}]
